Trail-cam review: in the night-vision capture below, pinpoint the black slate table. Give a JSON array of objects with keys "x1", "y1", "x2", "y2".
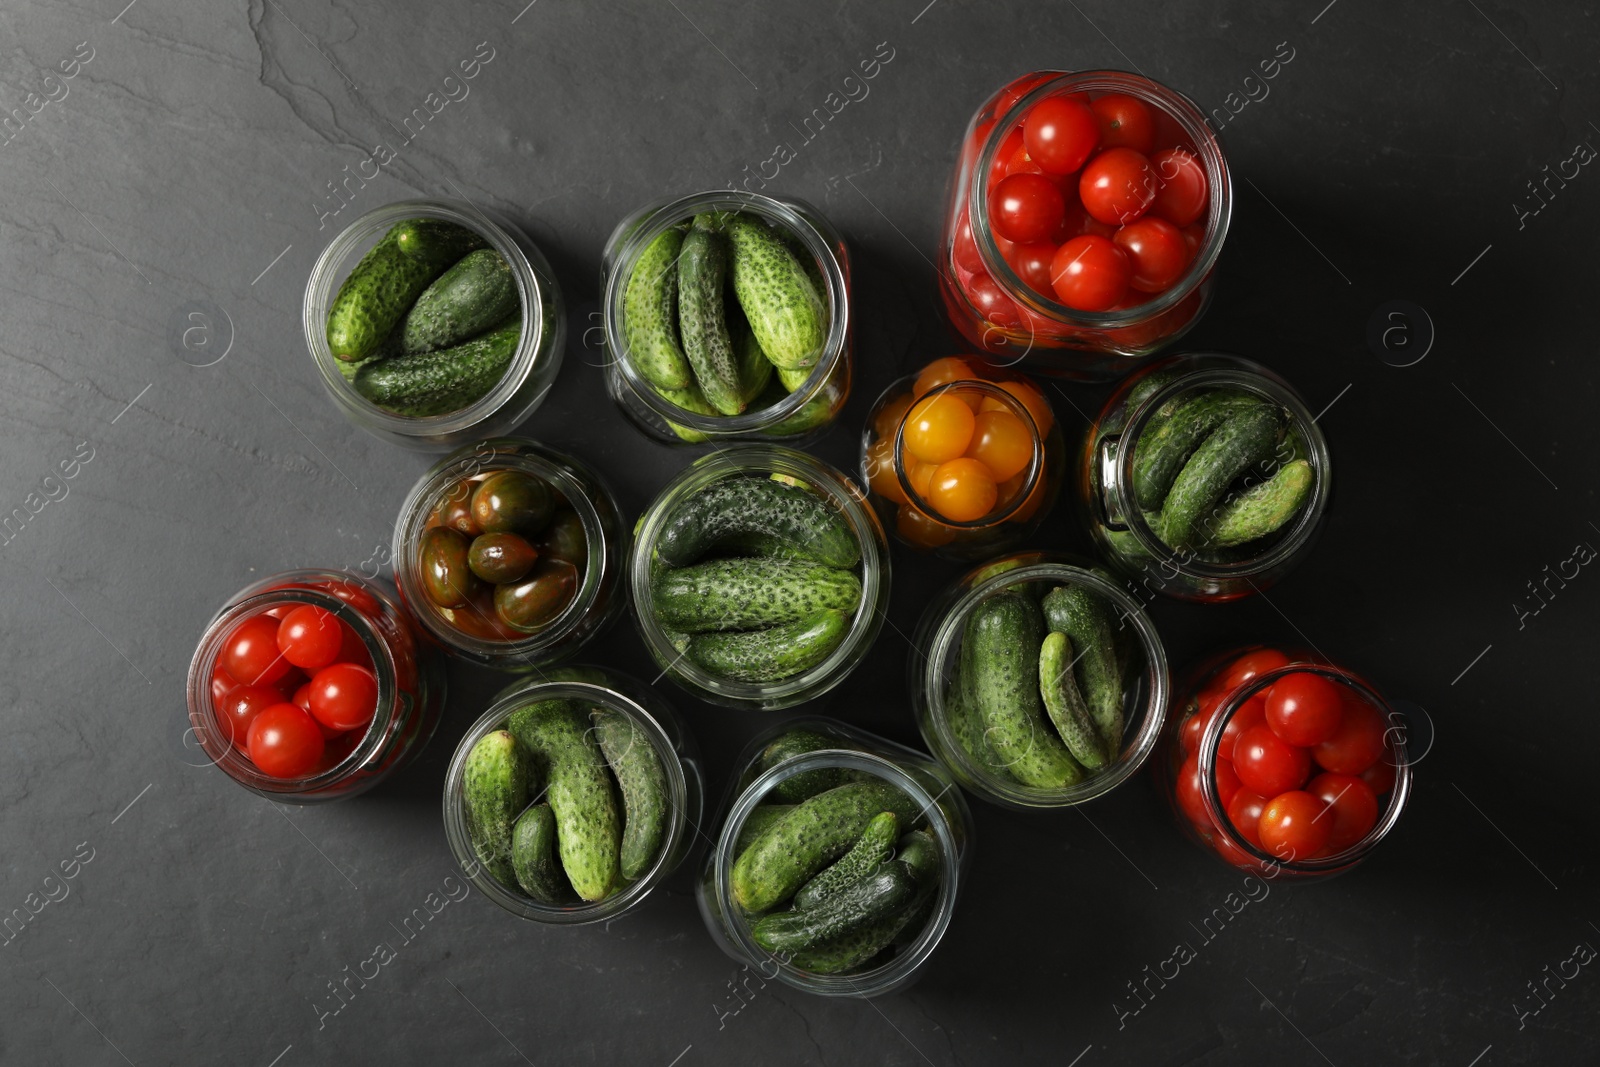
[{"x1": 4, "y1": 0, "x2": 1595, "y2": 1063}]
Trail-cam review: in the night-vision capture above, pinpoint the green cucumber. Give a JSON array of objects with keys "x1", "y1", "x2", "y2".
[
  {"x1": 967, "y1": 593, "x2": 1083, "y2": 789},
  {"x1": 1040, "y1": 584, "x2": 1125, "y2": 755},
  {"x1": 735, "y1": 327, "x2": 774, "y2": 404},
  {"x1": 651, "y1": 557, "x2": 860, "y2": 633},
  {"x1": 505, "y1": 699, "x2": 621, "y2": 901},
  {"x1": 354, "y1": 319, "x2": 519, "y2": 416},
  {"x1": 713, "y1": 530, "x2": 822, "y2": 562},
  {"x1": 776, "y1": 364, "x2": 812, "y2": 392},
  {"x1": 462, "y1": 730, "x2": 531, "y2": 889},
  {"x1": 734, "y1": 804, "x2": 796, "y2": 855},
  {"x1": 511, "y1": 803, "x2": 572, "y2": 904},
  {"x1": 591, "y1": 707, "x2": 668, "y2": 881},
  {"x1": 727, "y1": 214, "x2": 827, "y2": 370},
  {"x1": 794, "y1": 811, "x2": 898, "y2": 910},
  {"x1": 624, "y1": 227, "x2": 694, "y2": 390},
  {"x1": 392, "y1": 218, "x2": 488, "y2": 263},
  {"x1": 656, "y1": 476, "x2": 858, "y2": 569},
  {"x1": 731, "y1": 781, "x2": 921, "y2": 912},
  {"x1": 1132, "y1": 391, "x2": 1266, "y2": 511},
  {"x1": 685, "y1": 610, "x2": 851, "y2": 683},
  {"x1": 758, "y1": 729, "x2": 858, "y2": 802},
  {"x1": 789, "y1": 835, "x2": 941, "y2": 974},
  {"x1": 895, "y1": 829, "x2": 941, "y2": 883},
  {"x1": 1155, "y1": 405, "x2": 1284, "y2": 550},
  {"x1": 401, "y1": 248, "x2": 518, "y2": 354},
  {"x1": 677, "y1": 216, "x2": 743, "y2": 415},
  {"x1": 1038, "y1": 632, "x2": 1109, "y2": 769},
  {"x1": 326, "y1": 239, "x2": 438, "y2": 361},
  {"x1": 751, "y1": 861, "x2": 915, "y2": 953},
  {"x1": 652, "y1": 382, "x2": 716, "y2": 443},
  {"x1": 1198, "y1": 458, "x2": 1314, "y2": 547}
]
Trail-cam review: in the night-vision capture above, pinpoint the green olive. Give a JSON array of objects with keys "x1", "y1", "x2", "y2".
[
  {"x1": 535, "y1": 508, "x2": 587, "y2": 569},
  {"x1": 470, "y1": 470, "x2": 554, "y2": 535},
  {"x1": 419, "y1": 526, "x2": 480, "y2": 608},
  {"x1": 493, "y1": 558, "x2": 578, "y2": 632},
  {"x1": 467, "y1": 532, "x2": 539, "y2": 584},
  {"x1": 431, "y1": 478, "x2": 481, "y2": 536}
]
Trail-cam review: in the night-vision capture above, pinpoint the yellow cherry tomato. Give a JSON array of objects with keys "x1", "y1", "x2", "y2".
[
  {"x1": 980, "y1": 378, "x2": 1054, "y2": 436},
  {"x1": 897, "y1": 503, "x2": 956, "y2": 548},
  {"x1": 927, "y1": 457, "x2": 999, "y2": 522},
  {"x1": 914, "y1": 357, "x2": 979, "y2": 397},
  {"x1": 966, "y1": 409, "x2": 1034, "y2": 482},
  {"x1": 865, "y1": 437, "x2": 907, "y2": 504},
  {"x1": 904, "y1": 393, "x2": 976, "y2": 465},
  {"x1": 872, "y1": 392, "x2": 914, "y2": 442}
]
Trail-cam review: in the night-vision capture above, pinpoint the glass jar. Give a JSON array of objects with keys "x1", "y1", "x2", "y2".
[
  {"x1": 1076, "y1": 352, "x2": 1331, "y2": 602},
  {"x1": 600, "y1": 191, "x2": 851, "y2": 444},
  {"x1": 442, "y1": 666, "x2": 704, "y2": 924},
  {"x1": 860, "y1": 356, "x2": 1064, "y2": 560},
  {"x1": 630, "y1": 445, "x2": 889, "y2": 710},
  {"x1": 1156, "y1": 646, "x2": 1413, "y2": 880},
  {"x1": 392, "y1": 437, "x2": 625, "y2": 670},
  {"x1": 910, "y1": 553, "x2": 1169, "y2": 809},
  {"x1": 938, "y1": 71, "x2": 1231, "y2": 379},
  {"x1": 696, "y1": 718, "x2": 973, "y2": 998},
  {"x1": 186, "y1": 569, "x2": 445, "y2": 802},
  {"x1": 304, "y1": 199, "x2": 566, "y2": 450}
]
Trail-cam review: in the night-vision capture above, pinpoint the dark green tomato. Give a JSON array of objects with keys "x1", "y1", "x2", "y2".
[
  {"x1": 467, "y1": 532, "x2": 539, "y2": 584},
  {"x1": 419, "y1": 526, "x2": 480, "y2": 608},
  {"x1": 470, "y1": 470, "x2": 554, "y2": 535},
  {"x1": 493, "y1": 558, "x2": 578, "y2": 632},
  {"x1": 432, "y1": 478, "x2": 481, "y2": 536},
  {"x1": 535, "y1": 508, "x2": 587, "y2": 569}
]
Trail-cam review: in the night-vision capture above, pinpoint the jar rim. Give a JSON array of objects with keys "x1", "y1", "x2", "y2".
[
  {"x1": 966, "y1": 69, "x2": 1232, "y2": 328},
  {"x1": 918, "y1": 555, "x2": 1171, "y2": 808},
  {"x1": 303, "y1": 198, "x2": 553, "y2": 442},
  {"x1": 601, "y1": 190, "x2": 850, "y2": 435}
]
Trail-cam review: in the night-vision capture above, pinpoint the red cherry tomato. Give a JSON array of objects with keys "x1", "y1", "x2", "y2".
[
  {"x1": 308, "y1": 662, "x2": 379, "y2": 734},
  {"x1": 1213, "y1": 757, "x2": 1242, "y2": 809},
  {"x1": 1113, "y1": 216, "x2": 1189, "y2": 292},
  {"x1": 326, "y1": 582, "x2": 383, "y2": 618},
  {"x1": 218, "y1": 684, "x2": 283, "y2": 751},
  {"x1": 1180, "y1": 705, "x2": 1214, "y2": 758},
  {"x1": 1307, "y1": 772, "x2": 1380, "y2": 853},
  {"x1": 292, "y1": 682, "x2": 312, "y2": 712},
  {"x1": 994, "y1": 73, "x2": 1056, "y2": 119},
  {"x1": 276, "y1": 605, "x2": 343, "y2": 670},
  {"x1": 1360, "y1": 758, "x2": 1397, "y2": 796},
  {"x1": 210, "y1": 665, "x2": 236, "y2": 705},
  {"x1": 1023, "y1": 95, "x2": 1100, "y2": 176},
  {"x1": 989, "y1": 173, "x2": 1066, "y2": 244},
  {"x1": 1265, "y1": 672, "x2": 1345, "y2": 747},
  {"x1": 1219, "y1": 693, "x2": 1267, "y2": 760},
  {"x1": 222, "y1": 615, "x2": 291, "y2": 687},
  {"x1": 1258, "y1": 790, "x2": 1331, "y2": 861},
  {"x1": 1182, "y1": 223, "x2": 1205, "y2": 259},
  {"x1": 1313, "y1": 699, "x2": 1387, "y2": 774},
  {"x1": 1002, "y1": 240, "x2": 1059, "y2": 297},
  {"x1": 965, "y1": 272, "x2": 1023, "y2": 328},
  {"x1": 953, "y1": 216, "x2": 985, "y2": 274},
  {"x1": 1080, "y1": 148, "x2": 1156, "y2": 225},
  {"x1": 1226, "y1": 790, "x2": 1269, "y2": 848},
  {"x1": 1221, "y1": 648, "x2": 1291, "y2": 692},
  {"x1": 1233, "y1": 724, "x2": 1311, "y2": 797},
  {"x1": 336, "y1": 621, "x2": 371, "y2": 667},
  {"x1": 1049, "y1": 235, "x2": 1130, "y2": 311},
  {"x1": 246, "y1": 703, "x2": 326, "y2": 778},
  {"x1": 1150, "y1": 147, "x2": 1208, "y2": 226},
  {"x1": 988, "y1": 125, "x2": 1026, "y2": 188},
  {"x1": 1175, "y1": 752, "x2": 1211, "y2": 827},
  {"x1": 1090, "y1": 93, "x2": 1155, "y2": 152}
]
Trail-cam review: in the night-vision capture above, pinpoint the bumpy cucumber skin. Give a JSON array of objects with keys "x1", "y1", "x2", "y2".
[
  {"x1": 733, "y1": 804, "x2": 795, "y2": 856},
  {"x1": 967, "y1": 593, "x2": 1084, "y2": 789},
  {"x1": 1200, "y1": 458, "x2": 1314, "y2": 547},
  {"x1": 1155, "y1": 405, "x2": 1284, "y2": 550},
  {"x1": 1039, "y1": 632, "x2": 1109, "y2": 769},
  {"x1": 462, "y1": 730, "x2": 531, "y2": 889},
  {"x1": 794, "y1": 811, "x2": 898, "y2": 910},
  {"x1": 685, "y1": 610, "x2": 851, "y2": 682},
  {"x1": 651, "y1": 557, "x2": 861, "y2": 633},
  {"x1": 505, "y1": 699, "x2": 621, "y2": 901},
  {"x1": 656, "y1": 476, "x2": 859, "y2": 569},
  {"x1": 1132, "y1": 391, "x2": 1266, "y2": 511},
  {"x1": 945, "y1": 640, "x2": 1016, "y2": 781},
  {"x1": 592, "y1": 707, "x2": 668, "y2": 880},
  {"x1": 327, "y1": 235, "x2": 440, "y2": 362},
  {"x1": 624, "y1": 227, "x2": 694, "y2": 390},
  {"x1": 759, "y1": 730, "x2": 857, "y2": 803},
  {"x1": 776, "y1": 364, "x2": 812, "y2": 392},
  {"x1": 1040, "y1": 584, "x2": 1125, "y2": 756},
  {"x1": 392, "y1": 218, "x2": 488, "y2": 262},
  {"x1": 355, "y1": 319, "x2": 520, "y2": 415},
  {"x1": 751, "y1": 861, "x2": 915, "y2": 953},
  {"x1": 511, "y1": 803, "x2": 572, "y2": 904},
  {"x1": 727, "y1": 215, "x2": 827, "y2": 370},
  {"x1": 715, "y1": 530, "x2": 821, "y2": 562},
  {"x1": 735, "y1": 327, "x2": 774, "y2": 404},
  {"x1": 401, "y1": 248, "x2": 518, "y2": 354},
  {"x1": 788, "y1": 833, "x2": 942, "y2": 974},
  {"x1": 678, "y1": 219, "x2": 744, "y2": 415},
  {"x1": 731, "y1": 781, "x2": 921, "y2": 912}
]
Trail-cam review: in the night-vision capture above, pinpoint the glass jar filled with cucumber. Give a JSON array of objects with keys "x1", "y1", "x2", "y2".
[
  {"x1": 601, "y1": 191, "x2": 851, "y2": 444},
  {"x1": 1076, "y1": 352, "x2": 1332, "y2": 601},
  {"x1": 305, "y1": 199, "x2": 565, "y2": 449},
  {"x1": 443, "y1": 666, "x2": 704, "y2": 924},
  {"x1": 629, "y1": 445, "x2": 890, "y2": 710},
  {"x1": 910, "y1": 553, "x2": 1171, "y2": 809},
  {"x1": 697, "y1": 718, "x2": 972, "y2": 997}
]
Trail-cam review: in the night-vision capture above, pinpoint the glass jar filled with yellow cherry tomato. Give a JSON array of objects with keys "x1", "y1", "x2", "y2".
[{"x1": 860, "y1": 356, "x2": 1064, "y2": 560}]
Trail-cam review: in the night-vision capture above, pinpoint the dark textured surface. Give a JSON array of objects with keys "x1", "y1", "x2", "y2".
[{"x1": 3, "y1": 0, "x2": 1596, "y2": 1063}]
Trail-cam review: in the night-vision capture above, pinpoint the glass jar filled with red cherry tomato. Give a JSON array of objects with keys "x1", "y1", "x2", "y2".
[
  {"x1": 186, "y1": 570, "x2": 445, "y2": 801},
  {"x1": 1158, "y1": 646, "x2": 1412, "y2": 879},
  {"x1": 860, "y1": 356, "x2": 1064, "y2": 560},
  {"x1": 393, "y1": 438, "x2": 626, "y2": 670},
  {"x1": 940, "y1": 71, "x2": 1230, "y2": 379}
]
